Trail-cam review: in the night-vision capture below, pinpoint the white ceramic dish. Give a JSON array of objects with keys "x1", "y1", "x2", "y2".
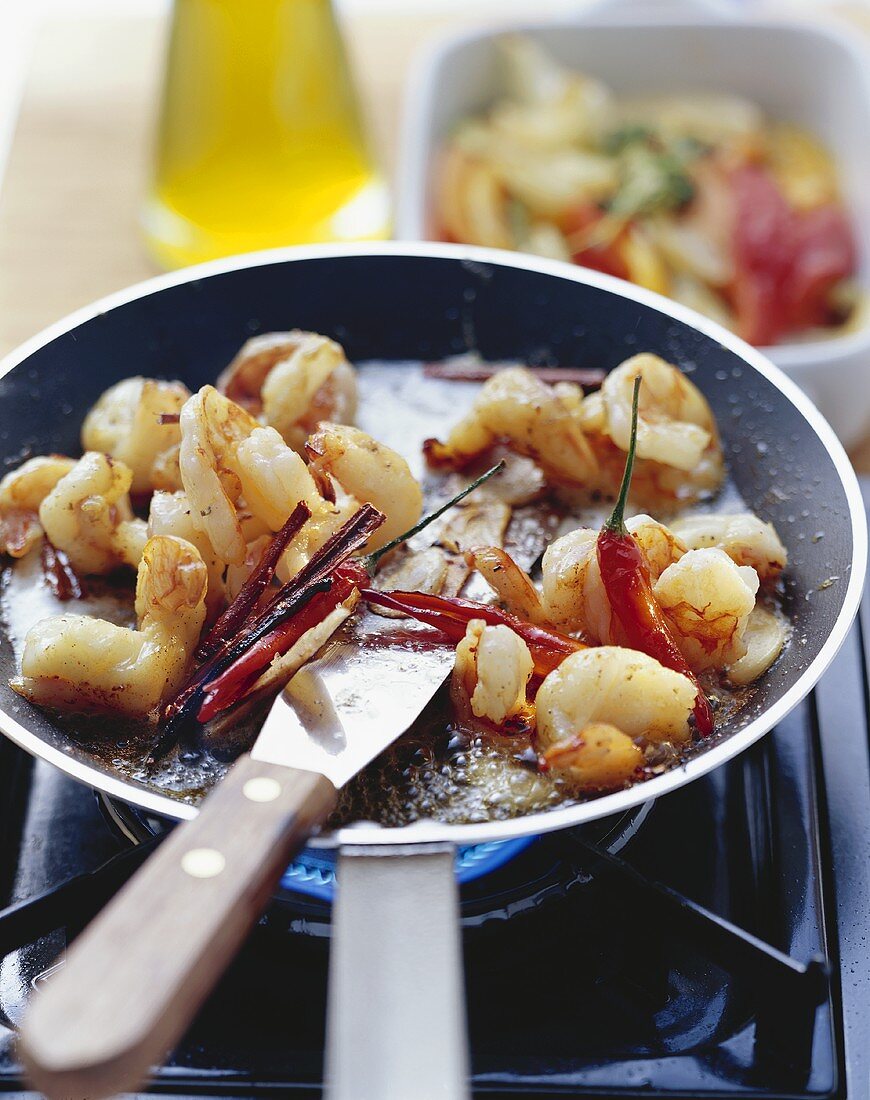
[{"x1": 395, "y1": 0, "x2": 870, "y2": 446}]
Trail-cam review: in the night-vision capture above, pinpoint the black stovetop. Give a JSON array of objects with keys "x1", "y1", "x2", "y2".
[{"x1": 0, "y1": 499, "x2": 868, "y2": 1099}]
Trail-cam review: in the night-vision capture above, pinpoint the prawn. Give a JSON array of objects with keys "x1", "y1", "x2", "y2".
[
  {"x1": 218, "y1": 331, "x2": 358, "y2": 450},
  {"x1": 535, "y1": 645, "x2": 696, "y2": 751},
  {"x1": 652, "y1": 547, "x2": 759, "y2": 671},
  {"x1": 424, "y1": 366, "x2": 599, "y2": 486},
  {"x1": 148, "y1": 490, "x2": 227, "y2": 619},
  {"x1": 452, "y1": 619, "x2": 534, "y2": 726},
  {"x1": 306, "y1": 423, "x2": 422, "y2": 552},
  {"x1": 81, "y1": 377, "x2": 189, "y2": 495},
  {"x1": 670, "y1": 512, "x2": 787, "y2": 581},
  {"x1": 178, "y1": 385, "x2": 260, "y2": 565},
  {"x1": 12, "y1": 535, "x2": 208, "y2": 717},
  {"x1": 540, "y1": 515, "x2": 684, "y2": 639},
  {"x1": 179, "y1": 388, "x2": 323, "y2": 565},
  {"x1": 540, "y1": 722, "x2": 643, "y2": 791},
  {"x1": 584, "y1": 354, "x2": 724, "y2": 506},
  {"x1": 469, "y1": 546, "x2": 549, "y2": 624},
  {"x1": 38, "y1": 452, "x2": 147, "y2": 574},
  {"x1": 0, "y1": 455, "x2": 76, "y2": 558}
]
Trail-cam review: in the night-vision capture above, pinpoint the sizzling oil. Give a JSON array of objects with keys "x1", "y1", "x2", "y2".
[{"x1": 330, "y1": 672, "x2": 752, "y2": 828}]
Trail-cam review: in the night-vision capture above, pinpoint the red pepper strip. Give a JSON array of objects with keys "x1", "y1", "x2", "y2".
[
  {"x1": 196, "y1": 562, "x2": 368, "y2": 723},
  {"x1": 196, "y1": 501, "x2": 311, "y2": 661},
  {"x1": 188, "y1": 505, "x2": 380, "y2": 698},
  {"x1": 595, "y1": 377, "x2": 714, "y2": 737},
  {"x1": 154, "y1": 507, "x2": 384, "y2": 755},
  {"x1": 156, "y1": 575, "x2": 334, "y2": 753},
  {"x1": 360, "y1": 588, "x2": 584, "y2": 677}
]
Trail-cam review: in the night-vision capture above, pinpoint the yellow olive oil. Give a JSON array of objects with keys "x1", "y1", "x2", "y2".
[{"x1": 141, "y1": 0, "x2": 389, "y2": 269}]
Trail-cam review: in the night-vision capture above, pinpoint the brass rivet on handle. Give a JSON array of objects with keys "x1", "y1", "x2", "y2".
[
  {"x1": 181, "y1": 847, "x2": 226, "y2": 879},
  {"x1": 243, "y1": 777, "x2": 282, "y2": 803}
]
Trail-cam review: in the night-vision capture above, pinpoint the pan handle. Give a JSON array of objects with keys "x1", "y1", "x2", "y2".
[
  {"x1": 17, "y1": 754, "x2": 337, "y2": 1100},
  {"x1": 327, "y1": 843, "x2": 469, "y2": 1100}
]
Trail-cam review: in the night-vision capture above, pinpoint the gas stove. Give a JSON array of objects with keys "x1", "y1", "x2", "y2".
[{"x1": 0, "y1": 492, "x2": 867, "y2": 1099}]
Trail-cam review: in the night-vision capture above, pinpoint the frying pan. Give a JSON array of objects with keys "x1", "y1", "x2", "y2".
[{"x1": 0, "y1": 243, "x2": 865, "y2": 1098}]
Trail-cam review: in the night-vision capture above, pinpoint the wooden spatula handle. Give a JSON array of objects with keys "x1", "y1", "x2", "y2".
[{"x1": 18, "y1": 753, "x2": 337, "y2": 1100}]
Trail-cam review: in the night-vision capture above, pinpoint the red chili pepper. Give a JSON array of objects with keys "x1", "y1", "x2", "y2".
[
  {"x1": 596, "y1": 377, "x2": 714, "y2": 737},
  {"x1": 360, "y1": 588, "x2": 584, "y2": 677},
  {"x1": 197, "y1": 501, "x2": 311, "y2": 661},
  {"x1": 155, "y1": 509, "x2": 384, "y2": 757},
  {"x1": 196, "y1": 563, "x2": 367, "y2": 723},
  {"x1": 190, "y1": 465, "x2": 507, "y2": 728}
]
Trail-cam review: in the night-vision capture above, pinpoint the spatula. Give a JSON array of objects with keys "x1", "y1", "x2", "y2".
[
  {"x1": 20, "y1": 466, "x2": 525, "y2": 1099},
  {"x1": 18, "y1": 619, "x2": 457, "y2": 1100}
]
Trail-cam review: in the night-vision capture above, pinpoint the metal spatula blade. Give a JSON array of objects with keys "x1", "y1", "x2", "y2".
[
  {"x1": 20, "y1": 513, "x2": 549, "y2": 1100},
  {"x1": 252, "y1": 622, "x2": 455, "y2": 787},
  {"x1": 18, "y1": 611, "x2": 456, "y2": 1100}
]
